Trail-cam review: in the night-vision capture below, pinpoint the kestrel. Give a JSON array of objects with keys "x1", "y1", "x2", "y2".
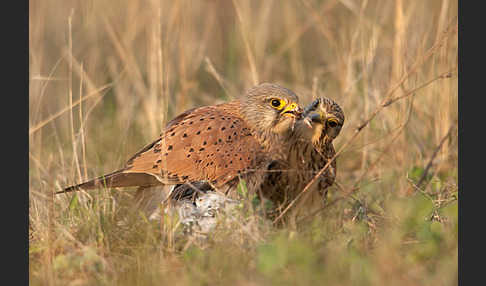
[
  {"x1": 60, "y1": 83, "x2": 304, "y2": 204},
  {"x1": 260, "y1": 97, "x2": 345, "y2": 223}
]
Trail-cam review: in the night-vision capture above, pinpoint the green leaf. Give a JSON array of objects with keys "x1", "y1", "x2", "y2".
[
  {"x1": 68, "y1": 193, "x2": 79, "y2": 212},
  {"x1": 237, "y1": 178, "x2": 248, "y2": 197}
]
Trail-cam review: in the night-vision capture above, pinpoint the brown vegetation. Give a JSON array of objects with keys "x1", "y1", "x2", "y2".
[{"x1": 29, "y1": 1, "x2": 458, "y2": 285}]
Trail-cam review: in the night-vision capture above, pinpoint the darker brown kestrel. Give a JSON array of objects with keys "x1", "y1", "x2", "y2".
[{"x1": 260, "y1": 97, "x2": 345, "y2": 223}]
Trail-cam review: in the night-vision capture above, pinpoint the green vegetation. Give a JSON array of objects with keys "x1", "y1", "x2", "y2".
[{"x1": 30, "y1": 0, "x2": 457, "y2": 285}]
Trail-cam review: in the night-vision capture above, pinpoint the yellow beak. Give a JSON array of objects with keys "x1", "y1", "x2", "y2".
[{"x1": 280, "y1": 102, "x2": 301, "y2": 118}]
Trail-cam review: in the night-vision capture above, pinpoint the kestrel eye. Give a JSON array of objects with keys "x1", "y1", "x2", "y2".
[
  {"x1": 271, "y1": 99, "x2": 282, "y2": 108},
  {"x1": 327, "y1": 119, "x2": 339, "y2": 128}
]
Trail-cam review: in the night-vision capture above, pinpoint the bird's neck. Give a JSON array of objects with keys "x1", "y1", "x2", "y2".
[{"x1": 233, "y1": 99, "x2": 294, "y2": 161}]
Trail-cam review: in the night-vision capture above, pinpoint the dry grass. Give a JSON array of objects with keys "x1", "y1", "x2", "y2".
[{"x1": 29, "y1": 0, "x2": 458, "y2": 285}]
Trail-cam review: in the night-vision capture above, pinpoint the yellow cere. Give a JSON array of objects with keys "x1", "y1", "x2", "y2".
[{"x1": 279, "y1": 102, "x2": 298, "y2": 115}]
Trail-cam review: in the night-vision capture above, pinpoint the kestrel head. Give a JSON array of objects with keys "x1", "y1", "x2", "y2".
[
  {"x1": 241, "y1": 83, "x2": 303, "y2": 134},
  {"x1": 300, "y1": 97, "x2": 345, "y2": 145}
]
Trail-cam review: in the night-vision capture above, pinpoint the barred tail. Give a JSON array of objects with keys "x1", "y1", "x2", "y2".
[{"x1": 57, "y1": 170, "x2": 161, "y2": 194}]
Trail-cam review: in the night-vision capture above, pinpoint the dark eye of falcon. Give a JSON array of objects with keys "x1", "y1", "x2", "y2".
[
  {"x1": 271, "y1": 99, "x2": 281, "y2": 108},
  {"x1": 327, "y1": 120, "x2": 338, "y2": 128}
]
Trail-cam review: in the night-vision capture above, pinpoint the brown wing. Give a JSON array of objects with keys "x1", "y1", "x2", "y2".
[{"x1": 122, "y1": 101, "x2": 263, "y2": 187}]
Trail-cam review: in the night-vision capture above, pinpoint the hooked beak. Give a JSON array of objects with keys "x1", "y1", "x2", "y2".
[
  {"x1": 280, "y1": 102, "x2": 302, "y2": 119},
  {"x1": 308, "y1": 113, "x2": 324, "y2": 123},
  {"x1": 301, "y1": 98, "x2": 322, "y2": 128},
  {"x1": 302, "y1": 112, "x2": 324, "y2": 128},
  {"x1": 303, "y1": 98, "x2": 321, "y2": 117}
]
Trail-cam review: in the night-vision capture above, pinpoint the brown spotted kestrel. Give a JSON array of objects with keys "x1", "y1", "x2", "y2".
[{"x1": 60, "y1": 83, "x2": 304, "y2": 202}]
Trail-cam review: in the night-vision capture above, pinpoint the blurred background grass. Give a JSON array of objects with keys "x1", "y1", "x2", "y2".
[{"x1": 29, "y1": 0, "x2": 458, "y2": 285}]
